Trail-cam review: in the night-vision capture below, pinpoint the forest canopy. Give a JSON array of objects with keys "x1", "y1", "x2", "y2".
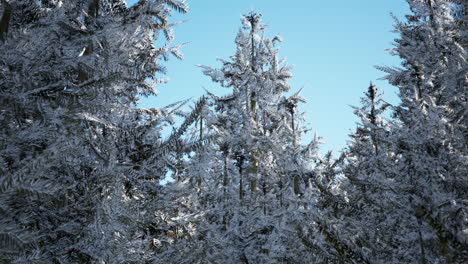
[{"x1": 0, "y1": 0, "x2": 466, "y2": 263}]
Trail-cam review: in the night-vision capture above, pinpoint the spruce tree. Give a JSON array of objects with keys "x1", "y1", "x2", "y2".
[
  {"x1": 340, "y1": 83, "x2": 397, "y2": 262},
  {"x1": 380, "y1": 0, "x2": 466, "y2": 262},
  {"x1": 157, "y1": 12, "x2": 323, "y2": 263},
  {"x1": 341, "y1": 0, "x2": 467, "y2": 262},
  {"x1": 0, "y1": 0, "x2": 187, "y2": 262}
]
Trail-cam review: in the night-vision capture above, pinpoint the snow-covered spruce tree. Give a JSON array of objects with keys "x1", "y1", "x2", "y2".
[
  {"x1": 337, "y1": 83, "x2": 401, "y2": 263},
  {"x1": 339, "y1": 1, "x2": 467, "y2": 263},
  {"x1": 379, "y1": 0, "x2": 467, "y2": 262},
  {"x1": 153, "y1": 95, "x2": 231, "y2": 262},
  {"x1": 0, "y1": 0, "x2": 187, "y2": 262},
  {"x1": 156, "y1": 12, "x2": 323, "y2": 263}
]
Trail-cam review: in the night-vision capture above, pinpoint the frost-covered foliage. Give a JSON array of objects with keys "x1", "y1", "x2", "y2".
[
  {"x1": 340, "y1": 0, "x2": 468, "y2": 263},
  {"x1": 339, "y1": 84, "x2": 401, "y2": 263},
  {"x1": 0, "y1": 0, "x2": 187, "y2": 262},
  {"x1": 1, "y1": 0, "x2": 466, "y2": 262},
  {"x1": 155, "y1": 12, "x2": 327, "y2": 263}
]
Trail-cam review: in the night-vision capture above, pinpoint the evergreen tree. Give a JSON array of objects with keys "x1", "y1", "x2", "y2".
[
  {"x1": 157, "y1": 12, "x2": 323, "y2": 263},
  {"x1": 0, "y1": 0, "x2": 187, "y2": 262},
  {"x1": 340, "y1": 83, "x2": 398, "y2": 263},
  {"x1": 341, "y1": 0, "x2": 467, "y2": 262},
  {"x1": 380, "y1": 0, "x2": 467, "y2": 262}
]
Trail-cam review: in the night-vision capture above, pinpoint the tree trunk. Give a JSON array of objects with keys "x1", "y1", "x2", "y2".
[{"x1": 0, "y1": 0, "x2": 12, "y2": 41}]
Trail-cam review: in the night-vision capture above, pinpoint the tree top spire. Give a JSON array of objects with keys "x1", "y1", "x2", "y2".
[{"x1": 243, "y1": 11, "x2": 262, "y2": 29}]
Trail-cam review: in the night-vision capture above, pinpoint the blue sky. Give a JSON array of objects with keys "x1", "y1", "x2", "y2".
[{"x1": 131, "y1": 0, "x2": 410, "y2": 154}]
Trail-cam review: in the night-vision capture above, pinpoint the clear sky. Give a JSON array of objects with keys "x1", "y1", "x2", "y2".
[{"x1": 131, "y1": 0, "x2": 411, "y2": 154}]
